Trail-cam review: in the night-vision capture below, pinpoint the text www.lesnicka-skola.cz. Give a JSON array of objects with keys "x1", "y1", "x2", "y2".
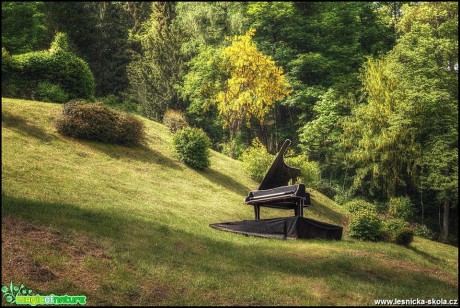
[{"x1": 374, "y1": 298, "x2": 458, "y2": 305}]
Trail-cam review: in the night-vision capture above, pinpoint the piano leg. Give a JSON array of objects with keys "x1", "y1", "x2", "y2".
[
  {"x1": 294, "y1": 200, "x2": 304, "y2": 217},
  {"x1": 254, "y1": 205, "x2": 260, "y2": 220}
]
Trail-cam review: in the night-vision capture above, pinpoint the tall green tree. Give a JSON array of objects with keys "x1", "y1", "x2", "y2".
[
  {"x1": 2, "y1": 2, "x2": 49, "y2": 54},
  {"x1": 45, "y1": 2, "x2": 132, "y2": 97},
  {"x1": 340, "y1": 57, "x2": 420, "y2": 199},
  {"x1": 93, "y1": 2, "x2": 132, "y2": 96},
  {"x1": 299, "y1": 88, "x2": 351, "y2": 185},
  {"x1": 392, "y1": 2, "x2": 458, "y2": 242},
  {"x1": 125, "y1": 2, "x2": 186, "y2": 120},
  {"x1": 341, "y1": 2, "x2": 458, "y2": 242}
]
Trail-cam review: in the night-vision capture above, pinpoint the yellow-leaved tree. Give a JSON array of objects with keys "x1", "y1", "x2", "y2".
[{"x1": 215, "y1": 29, "x2": 291, "y2": 157}]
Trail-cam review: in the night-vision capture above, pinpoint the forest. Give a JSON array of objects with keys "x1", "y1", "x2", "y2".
[{"x1": 2, "y1": 2, "x2": 458, "y2": 245}]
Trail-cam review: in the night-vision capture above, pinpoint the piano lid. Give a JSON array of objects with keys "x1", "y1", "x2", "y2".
[{"x1": 258, "y1": 139, "x2": 301, "y2": 190}]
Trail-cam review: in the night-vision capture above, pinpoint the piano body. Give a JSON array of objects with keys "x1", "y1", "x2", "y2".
[{"x1": 245, "y1": 139, "x2": 311, "y2": 220}]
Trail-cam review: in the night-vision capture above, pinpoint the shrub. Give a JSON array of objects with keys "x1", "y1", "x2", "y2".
[
  {"x1": 241, "y1": 138, "x2": 274, "y2": 181},
  {"x1": 173, "y1": 127, "x2": 211, "y2": 169},
  {"x1": 412, "y1": 223, "x2": 435, "y2": 240},
  {"x1": 36, "y1": 82, "x2": 69, "y2": 103},
  {"x1": 163, "y1": 109, "x2": 188, "y2": 133},
  {"x1": 349, "y1": 209, "x2": 384, "y2": 241},
  {"x1": 2, "y1": 32, "x2": 95, "y2": 101},
  {"x1": 388, "y1": 196, "x2": 415, "y2": 221},
  {"x1": 394, "y1": 228, "x2": 414, "y2": 246},
  {"x1": 54, "y1": 101, "x2": 145, "y2": 146},
  {"x1": 383, "y1": 218, "x2": 409, "y2": 241},
  {"x1": 115, "y1": 114, "x2": 145, "y2": 146},
  {"x1": 344, "y1": 199, "x2": 376, "y2": 214},
  {"x1": 285, "y1": 155, "x2": 321, "y2": 187}
]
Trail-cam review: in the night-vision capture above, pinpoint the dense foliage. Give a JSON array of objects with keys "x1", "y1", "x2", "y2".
[
  {"x1": 2, "y1": 1, "x2": 457, "y2": 244},
  {"x1": 383, "y1": 218, "x2": 409, "y2": 240},
  {"x1": 285, "y1": 155, "x2": 321, "y2": 188},
  {"x1": 1, "y1": 2, "x2": 49, "y2": 54},
  {"x1": 2, "y1": 33, "x2": 95, "y2": 101},
  {"x1": 125, "y1": 2, "x2": 186, "y2": 120},
  {"x1": 44, "y1": 2, "x2": 133, "y2": 97}
]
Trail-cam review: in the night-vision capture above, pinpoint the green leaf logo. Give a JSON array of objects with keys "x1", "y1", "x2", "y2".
[{"x1": 2, "y1": 282, "x2": 34, "y2": 304}]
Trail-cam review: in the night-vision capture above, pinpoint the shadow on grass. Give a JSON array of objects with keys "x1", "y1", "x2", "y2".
[
  {"x1": 199, "y1": 167, "x2": 251, "y2": 196},
  {"x1": 2, "y1": 193, "x2": 457, "y2": 304},
  {"x1": 2, "y1": 110, "x2": 57, "y2": 142},
  {"x1": 407, "y1": 245, "x2": 442, "y2": 264},
  {"x1": 65, "y1": 137, "x2": 183, "y2": 170},
  {"x1": 309, "y1": 197, "x2": 348, "y2": 226}
]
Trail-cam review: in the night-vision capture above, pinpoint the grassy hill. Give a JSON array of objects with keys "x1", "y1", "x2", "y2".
[{"x1": 2, "y1": 98, "x2": 458, "y2": 306}]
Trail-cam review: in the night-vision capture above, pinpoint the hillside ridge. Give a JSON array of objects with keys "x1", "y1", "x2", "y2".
[{"x1": 2, "y1": 98, "x2": 457, "y2": 306}]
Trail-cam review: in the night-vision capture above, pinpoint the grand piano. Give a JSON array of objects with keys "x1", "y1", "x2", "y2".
[
  {"x1": 210, "y1": 139, "x2": 342, "y2": 240},
  {"x1": 245, "y1": 139, "x2": 310, "y2": 220}
]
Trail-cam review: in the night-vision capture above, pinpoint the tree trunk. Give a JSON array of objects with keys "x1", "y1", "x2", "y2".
[
  {"x1": 439, "y1": 199, "x2": 449, "y2": 243},
  {"x1": 229, "y1": 129, "x2": 235, "y2": 159}
]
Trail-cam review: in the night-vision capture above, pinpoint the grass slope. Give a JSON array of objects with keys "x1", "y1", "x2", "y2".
[{"x1": 2, "y1": 98, "x2": 458, "y2": 306}]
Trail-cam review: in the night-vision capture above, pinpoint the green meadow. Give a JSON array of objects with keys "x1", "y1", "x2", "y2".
[{"x1": 2, "y1": 98, "x2": 458, "y2": 305}]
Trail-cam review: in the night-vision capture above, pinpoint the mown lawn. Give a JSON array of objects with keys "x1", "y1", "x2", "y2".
[{"x1": 2, "y1": 98, "x2": 458, "y2": 305}]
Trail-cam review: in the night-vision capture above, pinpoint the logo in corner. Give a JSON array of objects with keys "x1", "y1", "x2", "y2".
[
  {"x1": 2, "y1": 282, "x2": 86, "y2": 306},
  {"x1": 2, "y1": 282, "x2": 33, "y2": 304}
]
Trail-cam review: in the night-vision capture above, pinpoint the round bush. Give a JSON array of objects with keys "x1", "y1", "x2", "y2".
[
  {"x1": 383, "y1": 218, "x2": 409, "y2": 241},
  {"x1": 344, "y1": 199, "x2": 376, "y2": 214},
  {"x1": 54, "y1": 101, "x2": 145, "y2": 146},
  {"x1": 315, "y1": 182, "x2": 337, "y2": 200},
  {"x1": 173, "y1": 127, "x2": 211, "y2": 169},
  {"x1": 241, "y1": 138, "x2": 274, "y2": 181},
  {"x1": 349, "y1": 210, "x2": 384, "y2": 241},
  {"x1": 394, "y1": 228, "x2": 414, "y2": 246},
  {"x1": 163, "y1": 109, "x2": 188, "y2": 133}
]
